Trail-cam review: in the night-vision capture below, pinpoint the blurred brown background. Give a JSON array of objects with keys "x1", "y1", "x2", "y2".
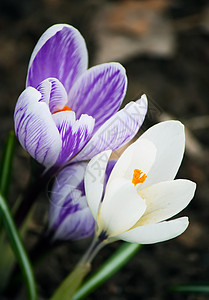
[{"x1": 0, "y1": 0, "x2": 209, "y2": 299}]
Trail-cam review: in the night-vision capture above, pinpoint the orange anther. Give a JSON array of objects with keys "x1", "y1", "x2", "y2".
[
  {"x1": 53, "y1": 105, "x2": 72, "y2": 114},
  {"x1": 132, "y1": 169, "x2": 147, "y2": 186}
]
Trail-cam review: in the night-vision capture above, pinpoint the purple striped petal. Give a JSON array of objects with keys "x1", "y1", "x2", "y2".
[
  {"x1": 27, "y1": 24, "x2": 88, "y2": 93},
  {"x1": 72, "y1": 95, "x2": 147, "y2": 162},
  {"x1": 14, "y1": 87, "x2": 62, "y2": 168},
  {"x1": 53, "y1": 201, "x2": 95, "y2": 240},
  {"x1": 68, "y1": 63, "x2": 127, "y2": 132},
  {"x1": 52, "y1": 111, "x2": 95, "y2": 166},
  {"x1": 104, "y1": 160, "x2": 116, "y2": 190},
  {"x1": 37, "y1": 78, "x2": 68, "y2": 113},
  {"x1": 48, "y1": 160, "x2": 116, "y2": 240},
  {"x1": 48, "y1": 162, "x2": 95, "y2": 240}
]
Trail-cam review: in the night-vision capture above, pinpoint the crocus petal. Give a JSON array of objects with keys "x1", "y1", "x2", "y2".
[
  {"x1": 52, "y1": 111, "x2": 95, "y2": 166},
  {"x1": 49, "y1": 159, "x2": 117, "y2": 240},
  {"x1": 68, "y1": 63, "x2": 127, "y2": 132},
  {"x1": 103, "y1": 160, "x2": 116, "y2": 190},
  {"x1": 117, "y1": 217, "x2": 189, "y2": 244},
  {"x1": 27, "y1": 24, "x2": 88, "y2": 93},
  {"x1": 136, "y1": 179, "x2": 196, "y2": 226},
  {"x1": 98, "y1": 179, "x2": 146, "y2": 237},
  {"x1": 107, "y1": 138, "x2": 156, "y2": 187},
  {"x1": 49, "y1": 162, "x2": 87, "y2": 227},
  {"x1": 52, "y1": 198, "x2": 95, "y2": 240},
  {"x1": 72, "y1": 98, "x2": 148, "y2": 162},
  {"x1": 36, "y1": 78, "x2": 51, "y2": 106},
  {"x1": 14, "y1": 87, "x2": 62, "y2": 168},
  {"x1": 37, "y1": 78, "x2": 68, "y2": 113},
  {"x1": 138, "y1": 121, "x2": 185, "y2": 188},
  {"x1": 85, "y1": 150, "x2": 112, "y2": 219},
  {"x1": 49, "y1": 162, "x2": 95, "y2": 240}
]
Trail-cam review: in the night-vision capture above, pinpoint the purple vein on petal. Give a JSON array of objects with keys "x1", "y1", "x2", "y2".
[
  {"x1": 68, "y1": 63, "x2": 127, "y2": 132},
  {"x1": 52, "y1": 190, "x2": 80, "y2": 229},
  {"x1": 72, "y1": 98, "x2": 147, "y2": 162},
  {"x1": 37, "y1": 78, "x2": 68, "y2": 114},
  {"x1": 14, "y1": 87, "x2": 62, "y2": 168},
  {"x1": 27, "y1": 25, "x2": 88, "y2": 93},
  {"x1": 53, "y1": 112, "x2": 95, "y2": 166},
  {"x1": 53, "y1": 206, "x2": 95, "y2": 240},
  {"x1": 49, "y1": 162, "x2": 95, "y2": 240},
  {"x1": 53, "y1": 161, "x2": 116, "y2": 239}
]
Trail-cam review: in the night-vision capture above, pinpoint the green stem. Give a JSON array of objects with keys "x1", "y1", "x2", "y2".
[
  {"x1": 0, "y1": 193, "x2": 37, "y2": 300},
  {"x1": 72, "y1": 242, "x2": 142, "y2": 300},
  {"x1": 50, "y1": 234, "x2": 106, "y2": 300}
]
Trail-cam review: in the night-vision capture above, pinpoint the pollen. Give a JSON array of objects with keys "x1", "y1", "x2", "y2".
[
  {"x1": 132, "y1": 169, "x2": 147, "y2": 186},
  {"x1": 53, "y1": 105, "x2": 72, "y2": 114}
]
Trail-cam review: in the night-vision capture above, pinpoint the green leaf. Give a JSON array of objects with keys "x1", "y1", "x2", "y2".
[
  {"x1": 0, "y1": 131, "x2": 16, "y2": 290},
  {"x1": 0, "y1": 193, "x2": 37, "y2": 300},
  {"x1": 72, "y1": 242, "x2": 142, "y2": 300},
  {"x1": 172, "y1": 284, "x2": 209, "y2": 294},
  {"x1": 0, "y1": 240, "x2": 15, "y2": 291},
  {"x1": 0, "y1": 131, "x2": 15, "y2": 198}
]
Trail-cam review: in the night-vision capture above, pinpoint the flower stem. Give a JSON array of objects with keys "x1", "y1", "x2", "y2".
[
  {"x1": 50, "y1": 234, "x2": 107, "y2": 300},
  {"x1": 73, "y1": 242, "x2": 142, "y2": 300}
]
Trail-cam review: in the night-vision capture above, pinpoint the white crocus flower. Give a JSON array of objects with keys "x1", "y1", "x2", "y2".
[{"x1": 84, "y1": 120, "x2": 196, "y2": 244}]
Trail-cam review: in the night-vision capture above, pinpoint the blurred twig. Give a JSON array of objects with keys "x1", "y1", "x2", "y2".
[{"x1": 185, "y1": 115, "x2": 209, "y2": 131}]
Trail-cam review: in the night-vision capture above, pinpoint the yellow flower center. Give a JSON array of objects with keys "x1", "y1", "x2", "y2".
[
  {"x1": 132, "y1": 169, "x2": 147, "y2": 186},
  {"x1": 53, "y1": 105, "x2": 72, "y2": 114}
]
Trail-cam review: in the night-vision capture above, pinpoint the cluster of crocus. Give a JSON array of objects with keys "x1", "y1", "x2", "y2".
[
  {"x1": 49, "y1": 120, "x2": 196, "y2": 300},
  {"x1": 49, "y1": 121, "x2": 196, "y2": 243},
  {"x1": 14, "y1": 23, "x2": 196, "y2": 245},
  {"x1": 14, "y1": 24, "x2": 147, "y2": 170}
]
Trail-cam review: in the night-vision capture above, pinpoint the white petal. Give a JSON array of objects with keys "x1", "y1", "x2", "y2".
[
  {"x1": 135, "y1": 94, "x2": 148, "y2": 110},
  {"x1": 98, "y1": 179, "x2": 146, "y2": 237},
  {"x1": 84, "y1": 150, "x2": 112, "y2": 219},
  {"x1": 107, "y1": 138, "x2": 157, "y2": 187},
  {"x1": 138, "y1": 120, "x2": 185, "y2": 188},
  {"x1": 136, "y1": 179, "x2": 196, "y2": 225},
  {"x1": 117, "y1": 217, "x2": 189, "y2": 244}
]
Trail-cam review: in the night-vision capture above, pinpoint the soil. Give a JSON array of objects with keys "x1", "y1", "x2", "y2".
[{"x1": 0, "y1": 0, "x2": 209, "y2": 299}]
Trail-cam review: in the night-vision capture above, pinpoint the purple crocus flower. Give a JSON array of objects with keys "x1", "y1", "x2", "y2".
[
  {"x1": 48, "y1": 160, "x2": 116, "y2": 240},
  {"x1": 14, "y1": 24, "x2": 148, "y2": 170}
]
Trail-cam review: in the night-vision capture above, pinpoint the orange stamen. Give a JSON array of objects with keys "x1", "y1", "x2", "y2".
[
  {"x1": 132, "y1": 169, "x2": 147, "y2": 186},
  {"x1": 53, "y1": 105, "x2": 72, "y2": 114}
]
